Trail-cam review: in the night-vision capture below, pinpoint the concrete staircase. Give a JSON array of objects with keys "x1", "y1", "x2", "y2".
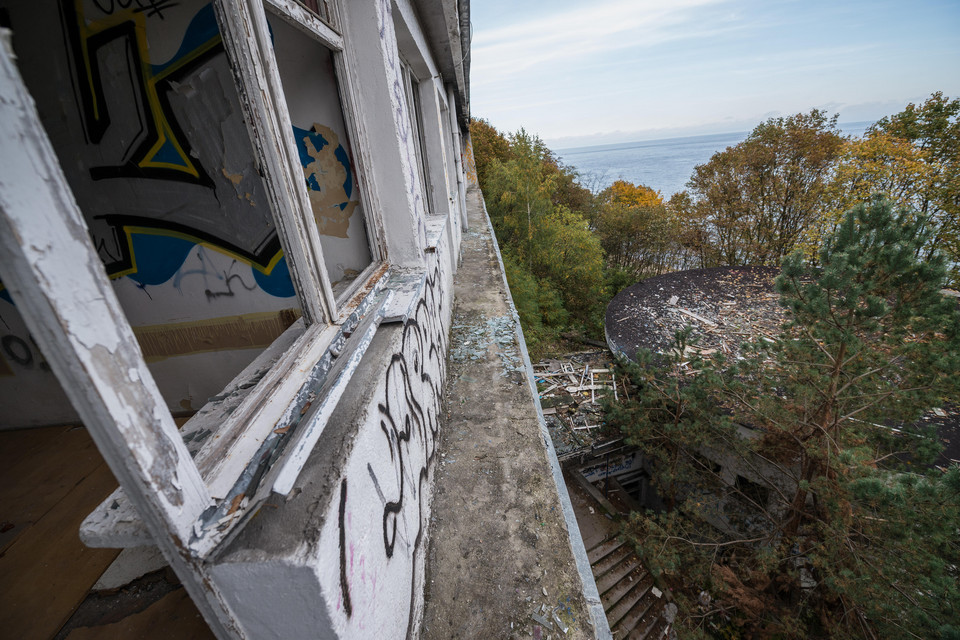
[{"x1": 587, "y1": 537, "x2": 671, "y2": 640}]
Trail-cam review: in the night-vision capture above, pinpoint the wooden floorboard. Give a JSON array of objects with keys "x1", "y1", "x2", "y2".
[
  {"x1": 0, "y1": 425, "x2": 68, "y2": 471},
  {"x1": 62, "y1": 588, "x2": 214, "y2": 640},
  {"x1": 0, "y1": 424, "x2": 121, "y2": 640},
  {"x1": 1, "y1": 426, "x2": 105, "y2": 553}
]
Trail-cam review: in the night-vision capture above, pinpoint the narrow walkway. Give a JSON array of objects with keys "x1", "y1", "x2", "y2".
[{"x1": 421, "y1": 189, "x2": 607, "y2": 639}]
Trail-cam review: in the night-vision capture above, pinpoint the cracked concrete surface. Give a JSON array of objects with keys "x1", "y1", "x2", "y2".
[{"x1": 420, "y1": 189, "x2": 597, "y2": 640}]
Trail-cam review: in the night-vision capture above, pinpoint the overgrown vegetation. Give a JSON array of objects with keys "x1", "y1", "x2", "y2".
[
  {"x1": 607, "y1": 198, "x2": 960, "y2": 639},
  {"x1": 471, "y1": 93, "x2": 959, "y2": 356},
  {"x1": 471, "y1": 92, "x2": 960, "y2": 638},
  {"x1": 471, "y1": 122, "x2": 604, "y2": 350}
]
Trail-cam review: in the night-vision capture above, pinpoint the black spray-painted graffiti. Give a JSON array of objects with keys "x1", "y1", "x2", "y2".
[
  {"x1": 339, "y1": 478, "x2": 353, "y2": 618},
  {"x1": 55, "y1": 2, "x2": 292, "y2": 296},
  {"x1": 338, "y1": 257, "x2": 448, "y2": 634}
]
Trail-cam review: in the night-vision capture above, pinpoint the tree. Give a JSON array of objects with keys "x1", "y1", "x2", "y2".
[
  {"x1": 529, "y1": 206, "x2": 604, "y2": 321},
  {"x1": 802, "y1": 93, "x2": 960, "y2": 282},
  {"x1": 610, "y1": 197, "x2": 960, "y2": 638},
  {"x1": 469, "y1": 118, "x2": 512, "y2": 189},
  {"x1": 871, "y1": 93, "x2": 960, "y2": 284},
  {"x1": 500, "y1": 252, "x2": 568, "y2": 348},
  {"x1": 478, "y1": 126, "x2": 606, "y2": 340},
  {"x1": 685, "y1": 110, "x2": 845, "y2": 266},
  {"x1": 484, "y1": 129, "x2": 558, "y2": 262},
  {"x1": 802, "y1": 131, "x2": 935, "y2": 259},
  {"x1": 594, "y1": 180, "x2": 683, "y2": 279}
]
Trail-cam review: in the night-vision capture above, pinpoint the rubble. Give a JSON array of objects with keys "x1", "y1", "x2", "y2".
[
  {"x1": 533, "y1": 351, "x2": 627, "y2": 458},
  {"x1": 605, "y1": 266, "x2": 787, "y2": 365}
]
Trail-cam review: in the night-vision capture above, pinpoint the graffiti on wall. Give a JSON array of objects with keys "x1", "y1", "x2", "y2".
[
  {"x1": 336, "y1": 256, "x2": 448, "y2": 635},
  {"x1": 62, "y1": 0, "x2": 220, "y2": 185},
  {"x1": 56, "y1": 1, "x2": 374, "y2": 301},
  {"x1": 94, "y1": 215, "x2": 294, "y2": 298},
  {"x1": 53, "y1": 1, "x2": 295, "y2": 299},
  {"x1": 294, "y1": 124, "x2": 359, "y2": 239},
  {"x1": 0, "y1": 332, "x2": 51, "y2": 377}
]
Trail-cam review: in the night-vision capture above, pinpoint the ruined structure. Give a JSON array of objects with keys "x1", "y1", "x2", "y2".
[{"x1": 0, "y1": 1, "x2": 606, "y2": 637}]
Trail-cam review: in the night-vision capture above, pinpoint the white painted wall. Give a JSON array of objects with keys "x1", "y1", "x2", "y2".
[{"x1": 212, "y1": 229, "x2": 454, "y2": 639}]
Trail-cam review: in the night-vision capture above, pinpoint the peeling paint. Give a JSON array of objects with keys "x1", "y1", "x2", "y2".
[{"x1": 301, "y1": 124, "x2": 358, "y2": 238}]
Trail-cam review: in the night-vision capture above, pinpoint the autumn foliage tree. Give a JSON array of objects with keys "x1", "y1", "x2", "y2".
[
  {"x1": 477, "y1": 124, "x2": 605, "y2": 346},
  {"x1": 610, "y1": 197, "x2": 960, "y2": 638},
  {"x1": 469, "y1": 117, "x2": 512, "y2": 189},
  {"x1": 593, "y1": 180, "x2": 687, "y2": 280},
  {"x1": 806, "y1": 93, "x2": 960, "y2": 284},
  {"x1": 681, "y1": 110, "x2": 845, "y2": 266},
  {"x1": 802, "y1": 131, "x2": 935, "y2": 257}
]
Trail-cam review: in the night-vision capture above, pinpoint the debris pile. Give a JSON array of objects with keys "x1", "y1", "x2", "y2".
[
  {"x1": 534, "y1": 351, "x2": 629, "y2": 458},
  {"x1": 605, "y1": 266, "x2": 786, "y2": 364}
]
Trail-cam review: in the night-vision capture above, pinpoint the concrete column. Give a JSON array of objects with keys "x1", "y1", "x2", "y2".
[{"x1": 338, "y1": 0, "x2": 427, "y2": 268}]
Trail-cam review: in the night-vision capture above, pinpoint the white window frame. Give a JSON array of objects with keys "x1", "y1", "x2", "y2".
[
  {"x1": 1, "y1": 0, "x2": 443, "y2": 633},
  {"x1": 153, "y1": 0, "x2": 396, "y2": 510},
  {"x1": 1, "y1": 0, "x2": 402, "y2": 558},
  {"x1": 399, "y1": 56, "x2": 432, "y2": 209}
]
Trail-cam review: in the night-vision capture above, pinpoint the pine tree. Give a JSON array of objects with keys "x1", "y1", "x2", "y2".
[{"x1": 610, "y1": 197, "x2": 960, "y2": 638}]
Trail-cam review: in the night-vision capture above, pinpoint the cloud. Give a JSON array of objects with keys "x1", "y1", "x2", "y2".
[
  {"x1": 471, "y1": 0, "x2": 960, "y2": 140},
  {"x1": 471, "y1": 0, "x2": 731, "y2": 79}
]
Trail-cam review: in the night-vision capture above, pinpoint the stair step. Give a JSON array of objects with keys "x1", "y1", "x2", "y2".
[
  {"x1": 587, "y1": 536, "x2": 625, "y2": 565},
  {"x1": 595, "y1": 556, "x2": 644, "y2": 595},
  {"x1": 614, "y1": 590, "x2": 664, "y2": 639},
  {"x1": 604, "y1": 572, "x2": 654, "y2": 628},
  {"x1": 633, "y1": 614, "x2": 670, "y2": 640},
  {"x1": 591, "y1": 544, "x2": 633, "y2": 580}
]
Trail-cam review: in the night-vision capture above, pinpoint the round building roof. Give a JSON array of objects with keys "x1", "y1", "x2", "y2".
[{"x1": 604, "y1": 266, "x2": 785, "y2": 363}]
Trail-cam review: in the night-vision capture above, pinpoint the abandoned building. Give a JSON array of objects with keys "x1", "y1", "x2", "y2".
[{"x1": 0, "y1": 1, "x2": 611, "y2": 638}]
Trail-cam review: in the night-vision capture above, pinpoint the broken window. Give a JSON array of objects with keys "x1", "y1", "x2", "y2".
[
  {"x1": 283, "y1": 0, "x2": 335, "y2": 29},
  {"x1": 0, "y1": 0, "x2": 395, "y2": 554},
  {"x1": 1, "y1": 0, "x2": 305, "y2": 420},
  {"x1": 399, "y1": 56, "x2": 432, "y2": 210},
  {"x1": 267, "y1": 9, "x2": 375, "y2": 299}
]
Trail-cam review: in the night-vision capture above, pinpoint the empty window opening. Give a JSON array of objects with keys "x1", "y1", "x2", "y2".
[{"x1": 267, "y1": 11, "x2": 374, "y2": 299}]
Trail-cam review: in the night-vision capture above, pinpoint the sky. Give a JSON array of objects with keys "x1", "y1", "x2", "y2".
[{"x1": 469, "y1": 0, "x2": 960, "y2": 149}]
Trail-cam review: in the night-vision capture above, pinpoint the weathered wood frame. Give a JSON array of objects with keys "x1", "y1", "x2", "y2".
[
  {"x1": 0, "y1": 33, "x2": 241, "y2": 639},
  {"x1": 1, "y1": 0, "x2": 437, "y2": 633},
  {"x1": 2, "y1": 0, "x2": 393, "y2": 612},
  {"x1": 260, "y1": 0, "x2": 391, "y2": 310}
]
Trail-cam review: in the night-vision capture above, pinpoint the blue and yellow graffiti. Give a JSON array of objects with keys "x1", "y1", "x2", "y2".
[{"x1": 63, "y1": 1, "x2": 221, "y2": 183}]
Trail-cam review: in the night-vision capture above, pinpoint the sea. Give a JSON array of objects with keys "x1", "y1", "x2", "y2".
[{"x1": 554, "y1": 122, "x2": 873, "y2": 198}]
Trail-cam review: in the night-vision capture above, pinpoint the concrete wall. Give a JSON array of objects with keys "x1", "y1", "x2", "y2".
[{"x1": 211, "y1": 227, "x2": 454, "y2": 639}]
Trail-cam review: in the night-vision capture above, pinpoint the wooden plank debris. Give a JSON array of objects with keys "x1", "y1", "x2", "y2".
[
  {"x1": 565, "y1": 384, "x2": 615, "y2": 393},
  {"x1": 673, "y1": 308, "x2": 718, "y2": 327}
]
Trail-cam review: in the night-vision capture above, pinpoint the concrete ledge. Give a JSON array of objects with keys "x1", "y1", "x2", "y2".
[
  {"x1": 209, "y1": 235, "x2": 456, "y2": 639},
  {"x1": 420, "y1": 188, "x2": 611, "y2": 639}
]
